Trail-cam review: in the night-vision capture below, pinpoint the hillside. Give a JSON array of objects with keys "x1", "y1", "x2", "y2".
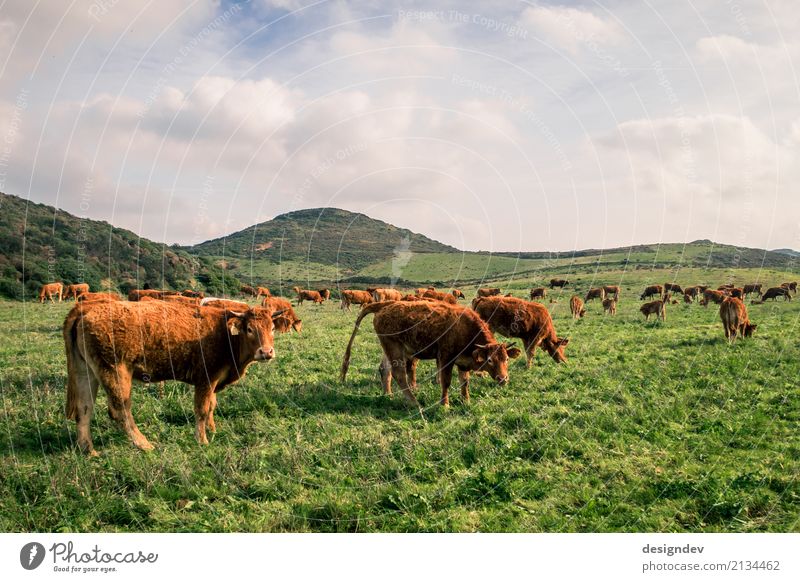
[
  {"x1": 0, "y1": 192, "x2": 238, "y2": 299},
  {"x1": 188, "y1": 207, "x2": 458, "y2": 273}
]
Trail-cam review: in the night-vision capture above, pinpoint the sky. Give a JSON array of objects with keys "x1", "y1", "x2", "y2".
[{"x1": 0, "y1": 0, "x2": 798, "y2": 252}]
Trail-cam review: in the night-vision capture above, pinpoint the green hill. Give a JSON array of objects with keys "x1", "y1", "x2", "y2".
[
  {"x1": 188, "y1": 207, "x2": 458, "y2": 274},
  {"x1": 0, "y1": 192, "x2": 238, "y2": 299}
]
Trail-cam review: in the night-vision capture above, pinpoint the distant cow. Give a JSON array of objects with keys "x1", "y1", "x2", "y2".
[
  {"x1": 182, "y1": 289, "x2": 205, "y2": 299},
  {"x1": 63, "y1": 283, "x2": 90, "y2": 300},
  {"x1": 742, "y1": 284, "x2": 762, "y2": 298},
  {"x1": 452, "y1": 289, "x2": 465, "y2": 299},
  {"x1": 720, "y1": 297, "x2": 756, "y2": 342},
  {"x1": 128, "y1": 289, "x2": 164, "y2": 301},
  {"x1": 256, "y1": 287, "x2": 272, "y2": 299},
  {"x1": 421, "y1": 289, "x2": 457, "y2": 304},
  {"x1": 602, "y1": 298, "x2": 617, "y2": 315},
  {"x1": 640, "y1": 300, "x2": 666, "y2": 321},
  {"x1": 262, "y1": 296, "x2": 302, "y2": 333},
  {"x1": 569, "y1": 296, "x2": 586, "y2": 319},
  {"x1": 701, "y1": 289, "x2": 727, "y2": 307},
  {"x1": 240, "y1": 285, "x2": 258, "y2": 297},
  {"x1": 664, "y1": 283, "x2": 683, "y2": 294},
  {"x1": 371, "y1": 288, "x2": 403, "y2": 302},
  {"x1": 585, "y1": 288, "x2": 606, "y2": 302},
  {"x1": 201, "y1": 297, "x2": 250, "y2": 310},
  {"x1": 318, "y1": 288, "x2": 331, "y2": 301},
  {"x1": 696, "y1": 285, "x2": 709, "y2": 293},
  {"x1": 549, "y1": 279, "x2": 569, "y2": 289},
  {"x1": 780, "y1": 282, "x2": 797, "y2": 294},
  {"x1": 762, "y1": 286, "x2": 792, "y2": 301},
  {"x1": 78, "y1": 292, "x2": 121, "y2": 302},
  {"x1": 340, "y1": 290, "x2": 374, "y2": 311},
  {"x1": 39, "y1": 282, "x2": 64, "y2": 303},
  {"x1": 341, "y1": 301, "x2": 521, "y2": 409},
  {"x1": 530, "y1": 287, "x2": 547, "y2": 300},
  {"x1": 472, "y1": 295, "x2": 568, "y2": 368},
  {"x1": 415, "y1": 287, "x2": 435, "y2": 296},
  {"x1": 602, "y1": 285, "x2": 620, "y2": 300},
  {"x1": 63, "y1": 300, "x2": 282, "y2": 454},
  {"x1": 292, "y1": 286, "x2": 325, "y2": 305},
  {"x1": 683, "y1": 286, "x2": 701, "y2": 301},
  {"x1": 477, "y1": 288, "x2": 501, "y2": 298},
  {"x1": 640, "y1": 285, "x2": 663, "y2": 300}
]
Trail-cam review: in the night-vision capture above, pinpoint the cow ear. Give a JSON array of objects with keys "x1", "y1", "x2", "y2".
[
  {"x1": 506, "y1": 347, "x2": 522, "y2": 359},
  {"x1": 225, "y1": 311, "x2": 245, "y2": 336},
  {"x1": 270, "y1": 309, "x2": 286, "y2": 320},
  {"x1": 559, "y1": 337, "x2": 570, "y2": 346},
  {"x1": 472, "y1": 348, "x2": 486, "y2": 364},
  {"x1": 228, "y1": 319, "x2": 241, "y2": 336}
]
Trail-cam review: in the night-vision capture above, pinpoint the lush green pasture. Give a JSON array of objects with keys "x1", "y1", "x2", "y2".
[{"x1": 1, "y1": 268, "x2": 798, "y2": 532}]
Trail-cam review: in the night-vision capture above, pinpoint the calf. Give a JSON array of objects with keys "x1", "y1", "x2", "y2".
[
  {"x1": 262, "y1": 296, "x2": 302, "y2": 333},
  {"x1": 421, "y1": 289, "x2": 457, "y2": 304},
  {"x1": 664, "y1": 282, "x2": 683, "y2": 294},
  {"x1": 64, "y1": 283, "x2": 90, "y2": 300},
  {"x1": 240, "y1": 285, "x2": 258, "y2": 297},
  {"x1": 293, "y1": 286, "x2": 325, "y2": 305},
  {"x1": 585, "y1": 288, "x2": 606, "y2": 302},
  {"x1": 64, "y1": 300, "x2": 282, "y2": 454},
  {"x1": 39, "y1": 282, "x2": 64, "y2": 303},
  {"x1": 763, "y1": 286, "x2": 792, "y2": 301},
  {"x1": 477, "y1": 288, "x2": 501, "y2": 297},
  {"x1": 529, "y1": 287, "x2": 547, "y2": 300},
  {"x1": 780, "y1": 282, "x2": 797, "y2": 294},
  {"x1": 549, "y1": 279, "x2": 569, "y2": 289},
  {"x1": 701, "y1": 289, "x2": 727, "y2": 307},
  {"x1": 719, "y1": 297, "x2": 756, "y2": 342},
  {"x1": 569, "y1": 296, "x2": 586, "y2": 318},
  {"x1": 318, "y1": 288, "x2": 331, "y2": 301},
  {"x1": 640, "y1": 285, "x2": 663, "y2": 300},
  {"x1": 602, "y1": 298, "x2": 617, "y2": 315},
  {"x1": 341, "y1": 301, "x2": 521, "y2": 409},
  {"x1": 683, "y1": 286, "x2": 701, "y2": 301},
  {"x1": 340, "y1": 289, "x2": 373, "y2": 311},
  {"x1": 472, "y1": 296, "x2": 568, "y2": 368},
  {"x1": 640, "y1": 300, "x2": 666, "y2": 321},
  {"x1": 372, "y1": 288, "x2": 403, "y2": 302},
  {"x1": 602, "y1": 285, "x2": 621, "y2": 300},
  {"x1": 742, "y1": 283, "x2": 762, "y2": 298},
  {"x1": 182, "y1": 289, "x2": 205, "y2": 299}
]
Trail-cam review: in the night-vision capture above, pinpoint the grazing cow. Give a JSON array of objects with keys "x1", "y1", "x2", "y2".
[
  {"x1": 529, "y1": 287, "x2": 547, "y2": 300},
  {"x1": 341, "y1": 301, "x2": 521, "y2": 409},
  {"x1": 477, "y1": 288, "x2": 502, "y2": 298},
  {"x1": 340, "y1": 290, "x2": 373, "y2": 311},
  {"x1": 780, "y1": 282, "x2": 797, "y2": 294},
  {"x1": 742, "y1": 284, "x2": 762, "y2": 298},
  {"x1": 63, "y1": 300, "x2": 281, "y2": 454},
  {"x1": 602, "y1": 285, "x2": 621, "y2": 300},
  {"x1": 585, "y1": 288, "x2": 606, "y2": 302},
  {"x1": 640, "y1": 300, "x2": 666, "y2": 321},
  {"x1": 240, "y1": 285, "x2": 258, "y2": 297},
  {"x1": 683, "y1": 286, "x2": 701, "y2": 301},
  {"x1": 603, "y1": 298, "x2": 617, "y2": 315},
  {"x1": 292, "y1": 287, "x2": 325, "y2": 305},
  {"x1": 39, "y1": 282, "x2": 64, "y2": 303},
  {"x1": 318, "y1": 288, "x2": 331, "y2": 301},
  {"x1": 262, "y1": 296, "x2": 302, "y2": 333},
  {"x1": 640, "y1": 285, "x2": 663, "y2": 300},
  {"x1": 182, "y1": 289, "x2": 205, "y2": 299},
  {"x1": 472, "y1": 296, "x2": 568, "y2": 369},
  {"x1": 371, "y1": 288, "x2": 403, "y2": 302},
  {"x1": 415, "y1": 287, "x2": 435, "y2": 296},
  {"x1": 718, "y1": 283, "x2": 735, "y2": 290},
  {"x1": 762, "y1": 286, "x2": 792, "y2": 301},
  {"x1": 549, "y1": 279, "x2": 569, "y2": 289},
  {"x1": 421, "y1": 289, "x2": 457, "y2": 304},
  {"x1": 664, "y1": 283, "x2": 684, "y2": 294},
  {"x1": 63, "y1": 283, "x2": 90, "y2": 300},
  {"x1": 569, "y1": 296, "x2": 586, "y2": 319},
  {"x1": 719, "y1": 297, "x2": 756, "y2": 342},
  {"x1": 700, "y1": 289, "x2": 727, "y2": 307},
  {"x1": 256, "y1": 287, "x2": 272, "y2": 299},
  {"x1": 78, "y1": 292, "x2": 121, "y2": 302},
  {"x1": 128, "y1": 289, "x2": 164, "y2": 301}
]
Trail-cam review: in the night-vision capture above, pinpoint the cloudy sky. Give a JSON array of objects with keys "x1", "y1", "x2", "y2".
[{"x1": 1, "y1": 0, "x2": 798, "y2": 252}]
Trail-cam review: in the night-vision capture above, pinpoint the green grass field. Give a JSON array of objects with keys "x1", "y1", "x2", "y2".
[{"x1": 1, "y1": 267, "x2": 798, "y2": 532}]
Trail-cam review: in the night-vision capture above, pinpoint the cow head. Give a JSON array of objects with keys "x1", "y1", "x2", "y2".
[
  {"x1": 743, "y1": 323, "x2": 757, "y2": 337},
  {"x1": 225, "y1": 308, "x2": 279, "y2": 362},
  {"x1": 578, "y1": 308, "x2": 586, "y2": 318},
  {"x1": 543, "y1": 337, "x2": 569, "y2": 363},
  {"x1": 472, "y1": 342, "x2": 522, "y2": 384},
  {"x1": 452, "y1": 289, "x2": 465, "y2": 298}
]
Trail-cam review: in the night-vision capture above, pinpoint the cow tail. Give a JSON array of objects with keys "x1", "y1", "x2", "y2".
[
  {"x1": 63, "y1": 309, "x2": 82, "y2": 420},
  {"x1": 340, "y1": 302, "x2": 389, "y2": 382}
]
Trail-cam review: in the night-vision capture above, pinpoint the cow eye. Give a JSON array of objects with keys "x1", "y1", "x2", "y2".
[{"x1": 487, "y1": 357, "x2": 493, "y2": 364}]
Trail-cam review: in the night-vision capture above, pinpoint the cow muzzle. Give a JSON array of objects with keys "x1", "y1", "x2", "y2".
[
  {"x1": 255, "y1": 347, "x2": 275, "y2": 361},
  {"x1": 496, "y1": 375, "x2": 509, "y2": 385}
]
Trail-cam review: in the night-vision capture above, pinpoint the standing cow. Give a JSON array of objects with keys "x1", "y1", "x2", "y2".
[
  {"x1": 569, "y1": 296, "x2": 586, "y2": 319},
  {"x1": 585, "y1": 288, "x2": 606, "y2": 302},
  {"x1": 530, "y1": 287, "x2": 547, "y2": 300},
  {"x1": 640, "y1": 300, "x2": 666, "y2": 321},
  {"x1": 63, "y1": 283, "x2": 90, "y2": 301},
  {"x1": 340, "y1": 289, "x2": 373, "y2": 311},
  {"x1": 293, "y1": 286, "x2": 325, "y2": 305},
  {"x1": 701, "y1": 289, "x2": 728, "y2": 307},
  {"x1": 602, "y1": 285, "x2": 621, "y2": 301},
  {"x1": 39, "y1": 282, "x2": 64, "y2": 303},
  {"x1": 477, "y1": 288, "x2": 502, "y2": 298},
  {"x1": 640, "y1": 285, "x2": 664, "y2": 300},
  {"x1": 602, "y1": 298, "x2": 617, "y2": 315},
  {"x1": 549, "y1": 279, "x2": 569, "y2": 289},
  {"x1": 719, "y1": 297, "x2": 756, "y2": 342},
  {"x1": 762, "y1": 287, "x2": 792, "y2": 301}
]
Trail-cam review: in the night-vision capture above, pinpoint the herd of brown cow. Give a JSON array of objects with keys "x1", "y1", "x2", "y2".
[{"x1": 35, "y1": 276, "x2": 795, "y2": 455}]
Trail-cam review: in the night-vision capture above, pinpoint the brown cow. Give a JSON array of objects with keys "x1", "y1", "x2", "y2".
[
  {"x1": 240, "y1": 285, "x2": 258, "y2": 297},
  {"x1": 696, "y1": 285, "x2": 709, "y2": 292},
  {"x1": 569, "y1": 296, "x2": 586, "y2": 319},
  {"x1": 585, "y1": 288, "x2": 606, "y2": 302},
  {"x1": 640, "y1": 285, "x2": 663, "y2": 300},
  {"x1": 683, "y1": 286, "x2": 701, "y2": 301},
  {"x1": 39, "y1": 282, "x2": 64, "y2": 303},
  {"x1": 182, "y1": 289, "x2": 205, "y2": 299},
  {"x1": 341, "y1": 301, "x2": 521, "y2": 410},
  {"x1": 549, "y1": 279, "x2": 569, "y2": 289},
  {"x1": 472, "y1": 296, "x2": 568, "y2": 369},
  {"x1": 63, "y1": 300, "x2": 282, "y2": 454},
  {"x1": 780, "y1": 282, "x2": 797, "y2": 294},
  {"x1": 477, "y1": 288, "x2": 502, "y2": 298},
  {"x1": 763, "y1": 286, "x2": 792, "y2": 301},
  {"x1": 719, "y1": 297, "x2": 756, "y2": 342},
  {"x1": 415, "y1": 287, "x2": 435, "y2": 296},
  {"x1": 157, "y1": 295, "x2": 201, "y2": 306},
  {"x1": 318, "y1": 288, "x2": 331, "y2": 301},
  {"x1": 371, "y1": 288, "x2": 403, "y2": 302},
  {"x1": 742, "y1": 284, "x2": 762, "y2": 298},
  {"x1": 683, "y1": 293, "x2": 694, "y2": 304},
  {"x1": 421, "y1": 289, "x2": 457, "y2": 304},
  {"x1": 602, "y1": 298, "x2": 617, "y2": 315},
  {"x1": 262, "y1": 296, "x2": 302, "y2": 333},
  {"x1": 452, "y1": 289, "x2": 465, "y2": 299},
  {"x1": 529, "y1": 287, "x2": 547, "y2": 300},
  {"x1": 664, "y1": 283, "x2": 683, "y2": 294},
  {"x1": 63, "y1": 283, "x2": 90, "y2": 300},
  {"x1": 602, "y1": 285, "x2": 620, "y2": 300},
  {"x1": 128, "y1": 289, "x2": 164, "y2": 301},
  {"x1": 401, "y1": 294, "x2": 423, "y2": 301},
  {"x1": 340, "y1": 290, "x2": 373, "y2": 311},
  {"x1": 201, "y1": 297, "x2": 250, "y2": 310},
  {"x1": 700, "y1": 289, "x2": 727, "y2": 307},
  {"x1": 640, "y1": 300, "x2": 666, "y2": 321},
  {"x1": 78, "y1": 292, "x2": 122, "y2": 302},
  {"x1": 256, "y1": 287, "x2": 272, "y2": 299},
  {"x1": 293, "y1": 287, "x2": 325, "y2": 305}
]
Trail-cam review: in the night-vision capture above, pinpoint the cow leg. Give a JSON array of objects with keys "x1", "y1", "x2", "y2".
[
  {"x1": 407, "y1": 358, "x2": 418, "y2": 391},
  {"x1": 207, "y1": 392, "x2": 218, "y2": 433},
  {"x1": 523, "y1": 338, "x2": 537, "y2": 369},
  {"x1": 458, "y1": 368, "x2": 471, "y2": 404},
  {"x1": 392, "y1": 358, "x2": 422, "y2": 412},
  {"x1": 379, "y1": 355, "x2": 393, "y2": 395},
  {"x1": 438, "y1": 360, "x2": 455, "y2": 408},
  {"x1": 99, "y1": 366, "x2": 153, "y2": 451},
  {"x1": 193, "y1": 384, "x2": 215, "y2": 445},
  {"x1": 73, "y1": 359, "x2": 101, "y2": 456}
]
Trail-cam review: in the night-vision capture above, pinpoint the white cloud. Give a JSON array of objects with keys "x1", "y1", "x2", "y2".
[{"x1": 521, "y1": 5, "x2": 625, "y2": 55}]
